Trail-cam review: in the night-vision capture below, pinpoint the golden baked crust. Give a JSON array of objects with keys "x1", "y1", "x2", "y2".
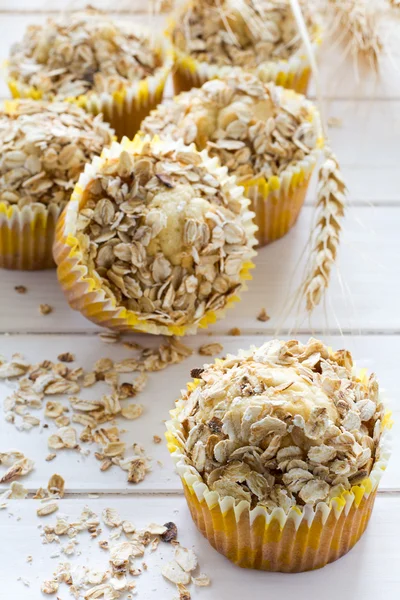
[
  {"x1": 141, "y1": 72, "x2": 321, "y2": 183},
  {"x1": 176, "y1": 338, "x2": 385, "y2": 510},
  {"x1": 8, "y1": 8, "x2": 162, "y2": 100},
  {"x1": 0, "y1": 100, "x2": 114, "y2": 209}
]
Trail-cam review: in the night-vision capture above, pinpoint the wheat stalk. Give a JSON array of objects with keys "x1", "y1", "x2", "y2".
[
  {"x1": 301, "y1": 147, "x2": 346, "y2": 313},
  {"x1": 327, "y1": 0, "x2": 383, "y2": 73}
]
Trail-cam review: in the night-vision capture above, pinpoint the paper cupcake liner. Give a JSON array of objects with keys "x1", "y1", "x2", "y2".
[
  {"x1": 53, "y1": 135, "x2": 258, "y2": 336},
  {"x1": 7, "y1": 38, "x2": 173, "y2": 141},
  {"x1": 165, "y1": 357, "x2": 392, "y2": 572},
  {"x1": 0, "y1": 202, "x2": 62, "y2": 270},
  {"x1": 243, "y1": 152, "x2": 318, "y2": 247},
  {"x1": 169, "y1": 12, "x2": 322, "y2": 96},
  {"x1": 242, "y1": 88, "x2": 323, "y2": 247}
]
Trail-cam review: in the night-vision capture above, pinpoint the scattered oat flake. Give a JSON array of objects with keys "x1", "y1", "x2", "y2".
[
  {"x1": 37, "y1": 502, "x2": 59, "y2": 517},
  {"x1": 175, "y1": 546, "x2": 198, "y2": 572},
  {"x1": 45, "y1": 454, "x2": 57, "y2": 462},
  {"x1": 99, "y1": 331, "x2": 121, "y2": 344},
  {"x1": 192, "y1": 573, "x2": 210, "y2": 586},
  {"x1": 121, "y1": 404, "x2": 143, "y2": 420},
  {"x1": 15, "y1": 285, "x2": 27, "y2": 294},
  {"x1": 198, "y1": 343, "x2": 223, "y2": 356},
  {"x1": 57, "y1": 352, "x2": 75, "y2": 363},
  {"x1": 41, "y1": 579, "x2": 59, "y2": 594},
  {"x1": 40, "y1": 304, "x2": 53, "y2": 315},
  {"x1": 161, "y1": 560, "x2": 191, "y2": 585},
  {"x1": 102, "y1": 507, "x2": 122, "y2": 528},
  {"x1": 0, "y1": 455, "x2": 34, "y2": 483},
  {"x1": 257, "y1": 308, "x2": 270, "y2": 322},
  {"x1": 177, "y1": 583, "x2": 191, "y2": 600},
  {"x1": 328, "y1": 116, "x2": 342, "y2": 128},
  {"x1": 48, "y1": 473, "x2": 65, "y2": 497}
]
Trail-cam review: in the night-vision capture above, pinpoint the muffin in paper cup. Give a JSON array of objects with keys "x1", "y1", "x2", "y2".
[
  {"x1": 166, "y1": 338, "x2": 392, "y2": 572},
  {"x1": 53, "y1": 135, "x2": 257, "y2": 335},
  {"x1": 169, "y1": 0, "x2": 321, "y2": 95},
  {"x1": 0, "y1": 100, "x2": 114, "y2": 270},
  {"x1": 141, "y1": 72, "x2": 323, "y2": 247},
  {"x1": 7, "y1": 8, "x2": 173, "y2": 141}
]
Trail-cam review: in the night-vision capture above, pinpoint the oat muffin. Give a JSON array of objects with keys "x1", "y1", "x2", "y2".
[
  {"x1": 166, "y1": 338, "x2": 391, "y2": 571},
  {"x1": 142, "y1": 72, "x2": 322, "y2": 245},
  {"x1": 54, "y1": 135, "x2": 257, "y2": 335},
  {"x1": 170, "y1": 0, "x2": 320, "y2": 95},
  {"x1": 0, "y1": 100, "x2": 114, "y2": 270},
  {"x1": 8, "y1": 7, "x2": 173, "y2": 140}
]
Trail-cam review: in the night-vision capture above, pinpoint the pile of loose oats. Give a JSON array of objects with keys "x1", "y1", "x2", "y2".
[
  {"x1": 0, "y1": 336, "x2": 192, "y2": 483},
  {"x1": 141, "y1": 73, "x2": 320, "y2": 183},
  {"x1": 75, "y1": 140, "x2": 255, "y2": 329},
  {"x1": 8, "y1": 8, "x2": 162, "y2": 99},
  {"x1": 175, "y1": 338, "x2": 385, "y2": 509},
  {"x1": 0, "y1": 101, "x2": 113, "y2": 209},
  {"x1": 40, "y1": 506, "x2": 209, "y2": 598},
  {"x1": 172, "y1": 0, "x2": 316, "y2": 68}
]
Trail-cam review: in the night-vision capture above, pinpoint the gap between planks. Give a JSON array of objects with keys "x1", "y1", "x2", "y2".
[
  {"x1": 52, "y1": 489, "x2": 400, "y2": 499},
  {"x1": 2, "y1": 329, "x2": 400, "y2": 337}
]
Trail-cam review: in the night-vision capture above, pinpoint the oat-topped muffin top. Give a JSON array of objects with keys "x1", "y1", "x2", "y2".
[
  {"x1": 172, "y1": 0, "x2": 316, "y2": 68},
  {"x1": 0, "y1": 101, "x2": 114, "y2": 209},
  {"x1": 8, "y1": 8, "x2": 163, "y2": 99},
  {"x1": 74, "y1": 137, "x2": 256, "y2": 329},
  {"x1": 176, "y1": 338, "x2": 385, "y2": 510},
  {"x1": 142, "y1": 73, "x2": 321, "y2": 182}
]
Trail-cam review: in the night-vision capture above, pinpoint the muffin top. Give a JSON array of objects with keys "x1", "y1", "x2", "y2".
[
  {"x1": 172, "y1": 0, "x2": 316, "y2": 68},
  {"x1": 141, "y1": 72, "x2": 321, "y2": 182},
  {"x1": 73, "y1": 137, "x2": 256, "y2": 331},
  {"x1": 0, "y1": 100, "x2": 114, "y2": 209},
  {"x1": 8, "y1": 8, "x2": 163, "y2": 99},
  {"x1": 175, "y1": 338, "x2": 385, "y2": 510}
]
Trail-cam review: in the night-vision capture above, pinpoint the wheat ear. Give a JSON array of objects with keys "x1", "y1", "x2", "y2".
[
  {"x1": 327, "y1": 0, "x2": 383, "y2": 74},
  {"x1": 301, "y1": 146, "x2": 346, "y2": 312}
]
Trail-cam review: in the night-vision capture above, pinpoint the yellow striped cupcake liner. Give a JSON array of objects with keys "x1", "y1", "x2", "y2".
[
  {"x1": 166, "y1": 357, "x2": 392, "y2": 572},
  {"x1": 168, "y1": 7, "x2": 322, "y2": 96},
  {"x1": 7, "y1": 34, "x2": 173, "y2": 141},
  {"x1": 0, "y1": 202, "x2": 62, "y2": 270},
  {"x1": 53, "y1": 135, "x2": 257, "y2": 336}
]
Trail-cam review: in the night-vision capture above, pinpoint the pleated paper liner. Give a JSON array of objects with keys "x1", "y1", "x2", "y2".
[
  {"x1": 165, "y1": 362, "x2": 392, "y2": 573},
  {"x1": 0, "y1": 202, "x2": 62, "y2": 270},
  {"x1": 53, "y1": 136, "x2": 258, "y2": 336},
  {"x1": 168, "y1": 9, "x2": 322, "y2": 96},
  {"x1": 7, "y1": 37, "x2": 173, "y2": 141},
  {"x1": 242, "y1": 152, "x2": 318, "y2": 247}
]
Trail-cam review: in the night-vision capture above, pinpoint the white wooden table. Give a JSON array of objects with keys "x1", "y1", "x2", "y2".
[{"x1": 0, "y1": 2, "x2": 399, "y2": 599}]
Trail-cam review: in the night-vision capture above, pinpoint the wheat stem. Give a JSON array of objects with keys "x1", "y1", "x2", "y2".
[{"x1": 302, "y1": 146, "x2": 346, "y2": 313}]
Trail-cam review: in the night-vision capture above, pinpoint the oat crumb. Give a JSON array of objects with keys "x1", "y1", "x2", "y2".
[
  {"x1": 153, "y1": 435, "x2": 162, "y2": 444},
  {"x1": 198, "y1": 342, "x2": 223, "y2": 356},
  {"x1": 40, "y1": 304, "x2": 53, "y2": 315},
  {"x1": 15, "y1": 285, "x2": 27, "y2": 294},
  {"x1": 257, "y1": 308, "x2": 270, "y2": 322},
  {"x1": 229, "y1": 327, "x2": 241, "y2": 336}
]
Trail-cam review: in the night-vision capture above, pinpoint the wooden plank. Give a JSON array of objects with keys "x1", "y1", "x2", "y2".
[
  {"x1": 1, "y1": 495, "x2": 399, "y2": 599},
  {"x1": 0, "y1": 334, "x2": 398, "y2": 494},
  {"x1": 0, "y1": 206, "x2": 399, "y2": 334}
]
